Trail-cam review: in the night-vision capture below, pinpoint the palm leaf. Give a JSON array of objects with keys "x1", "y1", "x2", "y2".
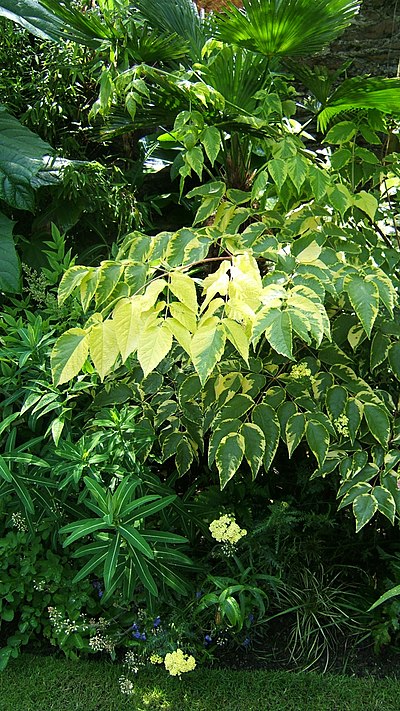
[
  {"x1": 133, "y1": 0, "x2": 206, "y2": 59},
  {"x1": 318, "y1": 77, "x2": 400, "y2": 131},
  {"x1": 214, "y1": 0, "x2": 360, "y2": 58}
]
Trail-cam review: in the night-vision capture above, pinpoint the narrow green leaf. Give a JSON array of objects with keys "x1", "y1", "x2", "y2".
[
  {"x1": 104, "y1": 534, "x2": 121, "y2": 591},
  {"x1": 368, "y1": 585, "x2": 400, "y2": 612},
  {"x1": 240, "y1": 423, "x2": 266, "y2": 479},
  {"x1": 72, "y1": 552, "x2": 107, "y2": 585},
  {"x1": 129, "y1": 548, "x2": 158, "y2": 596},
  {"x1": 252, "y1": 403, "x2": 280, "y2": 471},
  {"x1": 306, "y1": 420, "x2": 329, "y2": 467},
  {"x1": 61, "y1": 519, "x2": 105, "y2": 548},
  {"x1": 119, "y1": 524, "x2": 154, "y2": 559}
]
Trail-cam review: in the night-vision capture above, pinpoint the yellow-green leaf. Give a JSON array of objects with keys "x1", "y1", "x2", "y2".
[
  {"x1": 113, "y1": 299, "x2": 141, "y2": 362},
  {"x1": 51, "y1": 328, "x2": 89, "y2": 386},
  {"x1": 89, "y1": 320, "x2": 119, "y2": 381},
  {"x1": 223, "y1": 318, "x2": 249, "y2": 364},
  {"x1": 169, "y1": 271, "x2": 198, "y2": 313},
  {"x1": 137, "y1": 320, "x2": 173, "y2": 378},
  {"x1": 191, "y1": 318, "x2": 226, "y2": 385}
]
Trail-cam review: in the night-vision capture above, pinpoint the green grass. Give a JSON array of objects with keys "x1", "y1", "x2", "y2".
[{"x1": 1, "y1": 654, "x2": 399, "y2": 711}]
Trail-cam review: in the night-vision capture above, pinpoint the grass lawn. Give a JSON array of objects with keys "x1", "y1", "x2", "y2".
[{"x1": 0, "y1": 653, "x2": 399, "y2": 711}]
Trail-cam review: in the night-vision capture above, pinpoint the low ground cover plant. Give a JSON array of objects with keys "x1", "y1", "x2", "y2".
[{"x1": 1, "y1": 0, "x2": 400, "y2": 694}]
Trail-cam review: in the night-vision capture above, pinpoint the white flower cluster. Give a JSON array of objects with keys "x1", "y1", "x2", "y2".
[
  {"x1": 123, "y1": 650, "x2": 145, "y2": 674},
  {"x1": 119, "y1": 675, "x2": 135, "y2": 696},
  {"x1": 48, "y1": 607, "x2": 87, "y2": 635},
  {"x1": 88, "y1": 633, "x2": 114, "y2": 653},
  {"x1": 11, "y1": 512, "x2": 28, "y2": 532},
  {"x1": 209, "y1": 514, "x2": 247, "y2": 545}
]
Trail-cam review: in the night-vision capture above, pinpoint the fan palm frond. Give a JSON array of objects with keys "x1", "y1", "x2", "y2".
[
  {"x1": 126, "y1": 25, "x2": 190, "y2": 63},
  {"x1": 199, "y1": 46, "x2": 271, "y2": 114},
  {"x1": 133, "y1": 0, "x2": 206, "y2": 60},
  {"x1": 0, "y1": 0, "x2": 112, "y2": 47},
  {"x1": 318, "y1": 77, "x2": 400, "y2": 131},
  {"x1": 213, "y1": 0, "x2": 360, "y2": 58}
]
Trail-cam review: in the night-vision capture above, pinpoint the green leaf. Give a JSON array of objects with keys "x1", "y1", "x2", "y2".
[
  {"x1": 176, "y1": 437, "x2": 194, "y2": 476},
  {"x1": 72, "y1": 552, "x2": 107, "y2": 585},
  {"x1": 287, "y1": 154, "x2": 308, "y2": 191},
  {"x1": 61, "y1": 519, "x2": 106, "y2": 548},
  {"x1": 51, "y1": 328, "x2": 89, "y2": 386},
  {"x1": 0, "y1": 454, "x2": 12, "y2": 482},
  {"x1": 267, "y1": 158, "x2": 287, "y2": 190},
  {"x1": 285, "y1": 413, "x2": 306, "y2": 458},
  {"x1": 208, "y1": 418, "x2": 243, "y2": 467},
  {"x1": 370, "y1": 332, "x2": 391, "y2": 371},
  {"x1": 372, "y1": 486, "x2": 396, "y2": 524},
  {"x1": 104, "y1": 534, "x2": 121, "y2": 591},
  {"x1": 216, "y1": 432, "x2": 245, "y2": 489},
  {"x1": 345, "y1": 276, "x2": 379, "y2": 337},
  {"x1": 352, "y1": 191, "x2": 378, "y2": 221},
  {"x1": 324, "y1": 121, "x2": 357, "y2": 144},
  {"x1": 0, "y1": 212, "x2": 19, "y2": 292},
  {"x1": 112, "y1": 299, "x2": 141, "y2": 363},
  {"x1": 253, "y1": 309, "x2": 293, "y2": 359},
  {"x1": 368, "y1": 585, "x2": 400, "y2": 612},
  {"x1": 327, "y1": 184, "x2": 353, "y2": 217},
  {"x1": 0, "y1": 105, "x2": 59, "y2": 210},
  {"x1": 89, "y1": 321, "x2": 119, "y2": 381},
  {"x1": 58, "y1": 266, "x2": 90, "y2": 305},
  {"x1": 252, "y1": 403, "x2": 280, "y2": 471},
  {"x1": 191, "y1": 319, "x2": 226, "y2": 385},
  {"x1": 388, "y1": 342, "x2": 400, "y2": 381},
  {"x1": 338, "y1": 482, "x2": 372, "y2": 510},
  {"x1": 306, "y1": 420, "x2": 329, "y2": 467},
  {"x1": 185, "y1": 146, "x2": 204, "y2": 178},
  {"x1": 119, "y1": 524, "x2": 154, "y2": 559},
  {"x1": 364, "y1": 403, "x2": 390, "y2": 447},
  {"x1": 201, "y1": 126, "x2": 221, "y2": 165},
  {"x1": 308, "y1": 165, "x2": 329, "y2": 201},
  {"x1": 353, "y1": 492, "x2": 378, "y2": 532},
  {"x1": 326, "y1": 385, "x2": 347, "y2": 421},
  {"x1": 346, "y1": 398, "x2": 363, "y2": 443},
  {"x1": 240, "y1": 423, "x2": 266, "y2": 479},
  {"x1": 223, "y1": 318, "x2": 249, "y2": 364},
  {"x1": 129, "y1": 548, "x2": 158, "y2": 597}
]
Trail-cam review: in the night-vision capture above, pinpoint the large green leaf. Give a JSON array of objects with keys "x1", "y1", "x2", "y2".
[
  {"x1": 0, "y1": 212, "x2": 19, "y2": 293},
  {"x1": 364, "y1": 403, "x2": 390, "y2": 447},
  {"x1": 0, "y1": 105, "x2": 60, "y2": 210},
  {"x1": 191, "y1": 319, "x2": 226, "y2": 385},
  {"x1": 0, "y1": 0, "x2": 112, "y2": 46},
  {"x1": 252, "y1": 403, "x2": 280, "y2": 471},
  {"x1": 134, "y1": 0, "x2": 205, "y2": 60},
  {"x1": 306, "y1": 420, "x2": 329, "y2": 467},
  {"x1": 215, "y1": 0, "x2": 359, "y2": 58},
  {"x1": 318, "y1": 77, "x2": 400, "y2": 131},
  {"x1": 240, "y1": 423, "x2": 266, "y2": 479}
]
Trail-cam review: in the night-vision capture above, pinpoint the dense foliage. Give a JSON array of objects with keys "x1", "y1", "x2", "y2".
[{"x1": 1, "y1": 0, "x2": 400, "y2": 684}]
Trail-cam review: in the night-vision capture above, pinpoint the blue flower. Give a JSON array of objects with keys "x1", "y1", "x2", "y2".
[
  {"x1": 153, "y1": 616, "x2": 161, "y2": 628},
  {"x1": 204, "y1": 635, "x2": 212, "y2": 644},
  {"x1": 133, "y1": 631, "x2": 141, "y2": 639},
  {"x1": 242, "y1": 637, "x2": 251, "y2": 648},
  {"x1": 131, "y1": 623, "x2": 139, "y2": 631},
  {"x1": 140, "y1": 632, "x2": 146, "y2": 641},
  {"x1": 195, "y1": 591, "x2": 203, "y2": 599}
]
